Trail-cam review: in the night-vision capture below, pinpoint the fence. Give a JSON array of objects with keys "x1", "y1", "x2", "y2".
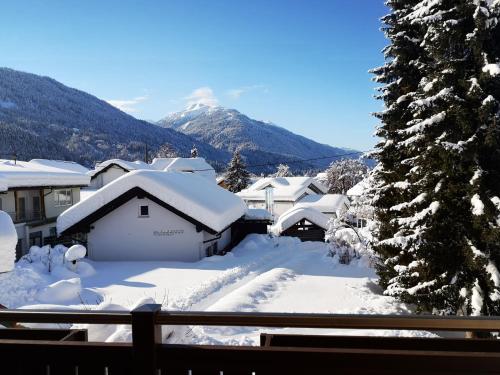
[{"x1": 1, "y1": 305, "x2": 500, "y2": 374}]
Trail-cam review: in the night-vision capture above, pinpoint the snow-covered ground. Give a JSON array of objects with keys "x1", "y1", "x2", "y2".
[{"x1": 0, "y1": 234, "x2": 432, "y2": 344}]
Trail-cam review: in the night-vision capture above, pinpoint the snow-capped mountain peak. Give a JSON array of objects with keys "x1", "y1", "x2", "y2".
[{"x1": 158, "y1": 105, "x2": 354, "y2": 171}]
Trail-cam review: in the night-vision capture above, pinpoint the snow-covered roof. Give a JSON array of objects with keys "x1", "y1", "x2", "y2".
[
  {"x1": 237, "y1": 176, "x2": 327, "y2": 202},
  {"x1": 88, "y1": 157, "x2": 216, "y2": 182},
  {"x1": 58, "y1": 170, "x2": 247, "y2": 235},
  {"x1": 29, "y1": 159, "x2": 90, "y2": 174},
  {"x1": 162, "y1": 158, "x2": 216, "y2": 182},
  {"x1": 237, "y1": 185, "x2": 311, "y2": 202},
  {"x1": 249, "y1": 177, "x2": 327, "y2": 192},
  {"x1": 87, "y1": 159, "x2": 151, "y2": 177},
  {"x1": 0, "y1": 159, "x2": 90, "y2": 190},
  {"x1": 346, "y1": 179, "x2": 370, "y2": 196},
  {"x1": 295, "y1": 194, "x2": 349, "y2": 213},
  {"x1": 273, "y1": 207, "x2": 329, "y2": 234},
  {"x1": 244, "y1": 208, "x2": 273, "y2": 221}
]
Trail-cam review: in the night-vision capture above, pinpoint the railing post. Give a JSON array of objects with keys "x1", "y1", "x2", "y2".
[{"x1": 131, "y1": 304, "x2": 162, "y2": 375}]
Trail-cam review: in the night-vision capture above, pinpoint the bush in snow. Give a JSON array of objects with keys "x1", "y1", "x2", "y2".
[
  {"x1": 19, "y1": 245, "x2": 67, "y2": 273},
  {"x1": 325, "y1": 216, "x2": 362, "y2": 264},
  {"x1": 64, "y1": 245, "x2": 87, "y2": 272},
  {"x1": 370, "y1": 0, "x2": 500, "y2": 315},
  {"x1": 0, "y1": 210, "x2": 17, "y2": 273}
]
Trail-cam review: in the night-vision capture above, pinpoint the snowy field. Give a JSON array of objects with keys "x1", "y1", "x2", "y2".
[{"x1": 0, "y1": 234, "x2": 433, "y2": 344}]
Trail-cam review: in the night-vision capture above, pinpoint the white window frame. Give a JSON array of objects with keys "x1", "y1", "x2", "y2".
[{"x1": 54, "y1": 189, "x2": 73, "y2": 207}]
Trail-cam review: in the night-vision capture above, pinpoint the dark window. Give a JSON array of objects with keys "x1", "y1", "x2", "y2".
[{"x1": 139, "y1": 205, "x2": 149, "y2": 217}]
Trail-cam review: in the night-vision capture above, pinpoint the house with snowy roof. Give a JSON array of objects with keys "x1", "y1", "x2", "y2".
[
  {"x1": 57, "y1": 170, "x2": 249, "y2": 262},
  {"x1": 272, "y1": 207, "x2": 330, "y2": 242},
  {"x1": 0, "y1": 159, "x2": 90, "y2": 256},
  {"x1": 88, "y1": 157, "x2": 216, "y2": 189},
  {"x1": 294, "y1": 194, "x2": 350, "y2": 218},
  {"x1": 237, "y1": 176, "x2": 328, "y2": 217}
]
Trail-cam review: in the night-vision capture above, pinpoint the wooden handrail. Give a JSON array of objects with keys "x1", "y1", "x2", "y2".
[
  {"x1": 1, "y1": 308, "x2": 500, "y2": 332},
  {"x1": 0, "y1": 309, "x2": 132, "y2": 324},
  {"x1": 155, "y1": 311, "x2": 500, "y2": 332}
]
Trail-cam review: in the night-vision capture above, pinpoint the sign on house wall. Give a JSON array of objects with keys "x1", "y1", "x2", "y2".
[{"x1": 153, "y1": 230, "x2": 185, "y2": 236}]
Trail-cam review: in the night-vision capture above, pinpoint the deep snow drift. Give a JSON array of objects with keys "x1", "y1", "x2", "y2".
[{"x1": 0, "y1": 234, "x2": 431, "y2": 344}]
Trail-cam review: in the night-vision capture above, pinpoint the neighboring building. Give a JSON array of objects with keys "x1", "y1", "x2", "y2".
[
  {"x1": 0, "y1": 159, "x2": 90, "y2": 257},
  {"x1": 346, "y1": 178, "x2": 373, "y2": 228},
  {"x1": 272, "y1": 207, "x2": 329, "y2": 242},
  {"x1": 88, "y1": 157, "x2": 216, "y2": 189},
  {"x1": 294, "y1": 194, "x2": 350, "y2": 218},
  {"x1": 346, "y1": 179, "x2": 369, "y2": 198},
  {"x1": 237, "y1": 177, "x2": 328, "y2": 217},
  {"x1": 57, "y1": 170, "x2": 247, "y2": 262}
]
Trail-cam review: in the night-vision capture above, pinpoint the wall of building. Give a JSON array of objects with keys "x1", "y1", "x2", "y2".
[
  {"x1": 273, "y1": 201, "x2": 295, "y2": 217},
  {"x1": 0, "y1": 191, "x2": 15, "y2": 216},
  {"x1": 244, "y1": 200, "x2": 300, "y2": 218},
  {"x1": 87, "y1": 197, "x2": 204, "y2": 261},
  {"x1": 44, "y1": 187, "x2": 81, "y2": 219},
  {"x1": 202, "y1": 227, "x2": 232, "y2": 255},
  {"x1": 90, "y1": 166, "x2": 128, "y2": 189}
]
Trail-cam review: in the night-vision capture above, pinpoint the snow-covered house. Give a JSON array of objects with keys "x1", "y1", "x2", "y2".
[
  {"x1": 88, "y1": 157, "x2": 216, "y2": 189},
  {"x1": 237, "y1": 177, "x2": 328, "y2": 217},
  {"x1": 294, "y1": 194, "x2": 350, "y2": 218},
  {"x1": 57, "y1": 170, "x2": 247, "y2": 262},
  {"x1": 0, "y1": 159, "x2": 90, "y2": 256},
  {"x1": 272, "y1": 207, "x2": 329, "y2": 242},
  {"x1": 346, "y1": 179, "x2": 369, "y2": 199},
  {"x1": 346, "y1": 178, "x2": 373, "y2": 228}
]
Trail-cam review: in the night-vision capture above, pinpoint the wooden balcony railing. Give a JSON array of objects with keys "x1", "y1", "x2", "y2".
[{"x1": 1, "y1": 306, "x2": 500, "y2": 374}]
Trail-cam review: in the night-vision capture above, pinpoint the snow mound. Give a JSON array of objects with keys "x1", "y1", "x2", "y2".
[
  {"x1": 0, "y1": 211, "x2": 17, "y2": 273},
  {"x1": 65, "y1": 245, "x2": 87, "y2": 262},
  {"x1": 37, "y1": 278, "x2": 82, "y2": 304}
]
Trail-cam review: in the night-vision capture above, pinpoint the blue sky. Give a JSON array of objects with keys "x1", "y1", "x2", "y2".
[{"x1": 0, "y1": 0, "x2": 387, "y2": 150}]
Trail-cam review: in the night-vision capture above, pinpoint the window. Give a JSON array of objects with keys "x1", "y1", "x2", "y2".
[
  {"x1": 54, "y1": 189, "x2": 73, "y2": 207},
  {"x1": 139, "y1": 205, "x2": 149, "y2": 217}
]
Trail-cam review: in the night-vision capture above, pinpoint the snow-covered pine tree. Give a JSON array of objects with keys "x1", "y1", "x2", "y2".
[
  {"x1": 224, "y1": 151, "x2": 250, "y2": 193},
  {"x1": 372, "y1": 0, "x2": 500, "y2": 315},
  {"x1": 190, "y1": 146, "x2": 199, "y2": 158},
  {"x1": 325, "y1": 159, "x2": 368, "y2": 194},
  {"x1": 156, "y1": 143, "x2": 178, "y2": 158},
  {"x1": 370, "y1": 0, "x2": 428, "y2": 302},
  {"x1": 273, "y1": 164, "x2": 292, "y2": 177}
]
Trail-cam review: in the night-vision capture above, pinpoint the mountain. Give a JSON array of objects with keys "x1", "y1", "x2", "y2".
[
  {"x1": 158, "y1": 103, "x2": 356, "y2": 172},
  {"x1": 0, "y1": 68, "x2": 228, "y2": 167}
]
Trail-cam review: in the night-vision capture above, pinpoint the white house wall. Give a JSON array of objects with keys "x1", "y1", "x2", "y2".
[
  {"x1": 87, "y1": 197, "x2": 204, "y2": 261},
  {"x1": 90, "y1": 166, "x2": 128, "y2": 189},
  {"x1": 44, "y1": 188, "x2": 81, "y2": 219}
]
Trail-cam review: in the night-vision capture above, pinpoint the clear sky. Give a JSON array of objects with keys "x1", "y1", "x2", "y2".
[{"x1": 0, "y1": 0, "x2": 388, "y2": 150}]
